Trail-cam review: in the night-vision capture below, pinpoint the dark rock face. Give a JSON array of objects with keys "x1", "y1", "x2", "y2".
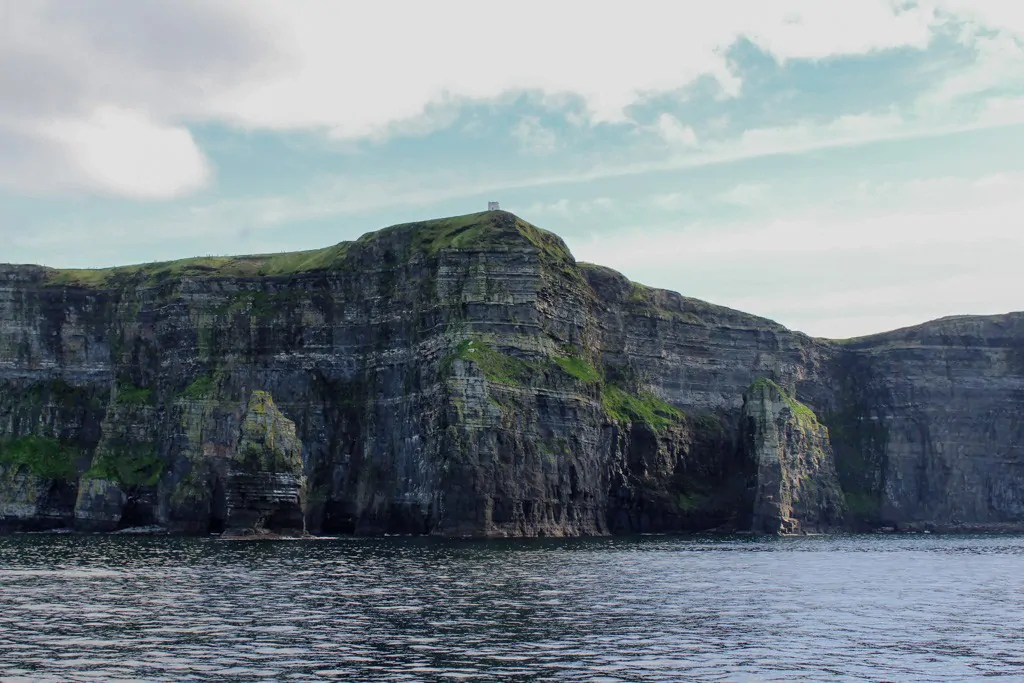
[
  {"x1": 825, "y1": 316, "x2": 1024, "y2": 532},
  {"x1": 0, "y1": 211, "x2": 1022, "y2": 535},
  {"x1": 744, "y1": 379, "x2": 845, "y2": 534},
  {"x1": 224, "y1": 391, "x2": 306, "y2": 535}
]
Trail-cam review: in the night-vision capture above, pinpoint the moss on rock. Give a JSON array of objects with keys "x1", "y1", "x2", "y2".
[
  {"x1": 84, "y1": 446, "x2": 162, "y2": 487},
  {"x1": 0, "y1": 436, "x2": 78, "y2": 481},
  {"x1": 601, "y1": 385, "x2": 684, "y2": 431}
]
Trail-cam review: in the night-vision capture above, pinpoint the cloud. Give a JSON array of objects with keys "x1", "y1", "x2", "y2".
[
  {"x1": 933, "y1": 0, "x2": 1024, "y2": 40},
  {"x1": 923, "y1": 33, "x2": 1024, "y2": 106},
  {"x1": 0, "y1": 0, "x2": 980, "y2": 199},
  {"x1": 655, "y1": 114, "x2": 699, "y2": 147},
  {"x1": 35, "y1": 106, "x2": 210, "y2": 199},
  {"x1": 523, "y1": 197, "x2": 614, "y2": 218},
  {"x1": 49, "y1": 106, "x2": 1008, "y2": 251},
  {"x1": 218, "y1": 1, "x2": 943, "y2": 137},
  {"x1": 571, "y1": 171, "x2": 1024, "y2": 337},
  {"x1": 0, "y1": 1, "x2": 280, "y2": 199},
  {"x1": 511, "y1": 117, "x2": 559, "y2": 155},
  {"x1": 650, "y1": 192, "x2": 698, "y2": 212},
  {"x1": 716, "y1": 183, "x2": 770, "y2": 206}
]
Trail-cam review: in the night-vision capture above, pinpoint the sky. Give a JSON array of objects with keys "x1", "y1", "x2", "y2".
[{"x1": 2, "y1": 1, "x2": 1024, "y2": 339}]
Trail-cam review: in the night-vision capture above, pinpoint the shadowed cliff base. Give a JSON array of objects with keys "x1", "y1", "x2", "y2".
[{"x1": 2, "y1": 211, "x2": 1023, "y2": 536}]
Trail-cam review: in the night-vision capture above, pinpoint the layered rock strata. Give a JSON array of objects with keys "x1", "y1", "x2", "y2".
[
  {"x1": 0, "y1": 211, "x2": 1021, "y2": 535},
  {"x1": 744, "y1": 379, "x2": 844, "y2": 534}
]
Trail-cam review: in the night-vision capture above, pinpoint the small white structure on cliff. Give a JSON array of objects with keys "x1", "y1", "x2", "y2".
[{"x1": 487, "y1": 201, "x2": 500, "y2": 211}]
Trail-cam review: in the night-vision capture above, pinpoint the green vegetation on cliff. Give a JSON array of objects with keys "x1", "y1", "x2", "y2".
[
  {"x1": 448, "y1": 337, "x2": 602, "y2": 388},
  {"x1": 116, "y1": 383, "x2": 154, "y2": 407},
  {"x1": 749, "y1": 377, "x2": 818, "y2": 427},
  {"x1": 41, "y1": 211, "x2": 574, "y2": 289},
  {"x1": 553, "y1": 354, "x2": 601, "y2": 383},
  {"x1": 447, "y1": 339, "x2": 536, "y2": 386},
  {"x1": 42, "y1": 244, "x2": 354, "y2": 288},
  {"x1": 0, "y1": 436, "x2": 78, "y2": 480},
  {"x1": 85, "y1": 446, "x2": 162, "y2": 487},
  {"x1": 602, "y1": 385, "x2": 684, "y2": 431},
  {"x1": 182, "y1": 375, "x2": 216, "y2": 399},
  {"x1": 447, "y1": 335, "x2": 685, "y2": 433}
]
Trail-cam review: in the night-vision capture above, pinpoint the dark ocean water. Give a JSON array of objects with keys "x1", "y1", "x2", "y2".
[{"x1": 0, "y1": 533, "x2": 1022, "y2": 682}]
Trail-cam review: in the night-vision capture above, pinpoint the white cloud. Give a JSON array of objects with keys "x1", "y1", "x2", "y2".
[
  {"x1": 723, "y1": 111, "x2": 908, "y2": 158},
  {"x1": 572, "y1": 171, "x2": 1024, "y2": 337},
  {"x1": 977, "y1": 96, "x2": 1024, "y2": 127},
  {"x1": 717, "y1": 183, "x2": 770, "y2": 206},
  {"x1": 39, "y1": 106, "x2": 211, "y2": 199},
  {"x1": 933, "y1": 1, "x2": 1024, "y2": 40},
  {"x1": 4, "y1": 0, "x2": 1024, "y2": 202},
  {"x1": 220, "y1": 0, "x2": 940, "y2": 137},
  {"x1": 651, "y1": 192, "x2": 698, "y2": 212},
  {"x1": 655, "y1": 114, "x2": 699, "y2": 148},
  {"x1": 523, "y1": 197, "x2": 614, "y2": 218},
  {"x1": 511, "y1": 117, "x2": 559, "y2": 155},
  {"x1": 923, "y1": 33, "x2": 1024, "y2": 106},
  {"x1": 0, "y1": 1, "x2": 276, "y2": 199},
  {"x1": 0, "y1": 0, "x2": 982, "y2": 199}
]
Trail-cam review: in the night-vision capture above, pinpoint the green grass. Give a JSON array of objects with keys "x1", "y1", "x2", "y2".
[
  {"x1": 84, "y1": 447, "x2": 162, "y2": 487},
  {"x1": 360, "y1": 211, "x2": 576, "y2": 263},
  {"x1": 553, "y1": 354, "x2": 601, "y2": 383},
  {"x1": 116, "y1": 383, "x2": 154, "y2": 406},
  {"x1": 749, "y1": 377, "x2": 818, "y2": 426},
  {"x1": 39, "y1": 211, "x2": 578, "y2": 289},
  {"x1": 182, "y1": 375, "x2": 215, "y2": 399},
  {"x1": 601, "y1": 385, "x2": 684, "y2": 431},
  {"x1": 447, "y1": 339, "x2": 602, "y2": 388},
  {"x1": 380, "y1": 213, "x2": 505, "y2": 254},
  {"x1": 0, "y1": 436, "x2": 78, "y2": 480},
  {"x1": 447, "y1": 339, "x2": 536, "y2": 386},
  {"x1": 41, "y1": 244, "x2": 355, "y2": 288}
]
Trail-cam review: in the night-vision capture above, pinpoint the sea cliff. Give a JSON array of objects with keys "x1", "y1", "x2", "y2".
[{"x1": 2, "y1": 211, "x2": 1022, "y2": 535}]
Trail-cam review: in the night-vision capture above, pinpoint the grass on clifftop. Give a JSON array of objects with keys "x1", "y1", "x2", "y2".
[
  {"x1": 42, "y1": 243, "x2": 355, "y2": 288},
  {"x1": 40, "y1": 211, "x2": 574, "y2": 288},
  {"x1": 364, "y1": 212, "x2": 507, "y2": 255},
  {"x1": 0, "y1": 436, "x2": 78, "y2": 480}
]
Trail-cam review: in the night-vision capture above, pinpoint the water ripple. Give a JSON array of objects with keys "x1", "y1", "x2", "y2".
[{"x1": 0, "y1": 534, "x2": 1023, "y2": 681}]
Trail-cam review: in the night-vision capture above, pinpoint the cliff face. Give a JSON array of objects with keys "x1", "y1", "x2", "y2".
[
  {"x1": 1, "y1": 211, "x2": 1022, "y2": 535},
  {"x1": 744, "y1": 379, "x2": 845, "y2": 534},
  {"x1": 826, "y1": 315, "x2": 1024, "y2": 531}
]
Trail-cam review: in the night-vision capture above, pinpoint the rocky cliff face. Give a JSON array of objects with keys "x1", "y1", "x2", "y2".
[
  {"x1": 744, "y1": 379, "x2": 844, "y2": 534},
  {"x1": 1, "y1": 211, "x2": 1022, "y2": 535}
]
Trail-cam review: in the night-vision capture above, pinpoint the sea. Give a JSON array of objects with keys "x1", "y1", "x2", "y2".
[{"x1": 1, "y1": 533, "x2": 1022, "y2": 681}]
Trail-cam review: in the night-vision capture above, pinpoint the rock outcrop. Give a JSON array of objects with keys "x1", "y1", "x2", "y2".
[
  {"x1": 0, "y1": 210, "x2": 1022, "y2": 535},
  {"x1": 224, "y1": 391, "x2": 306, "y2": 535},
  {"x1": 744, "y1": 379, "x2": 844, "y2": 534}
]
